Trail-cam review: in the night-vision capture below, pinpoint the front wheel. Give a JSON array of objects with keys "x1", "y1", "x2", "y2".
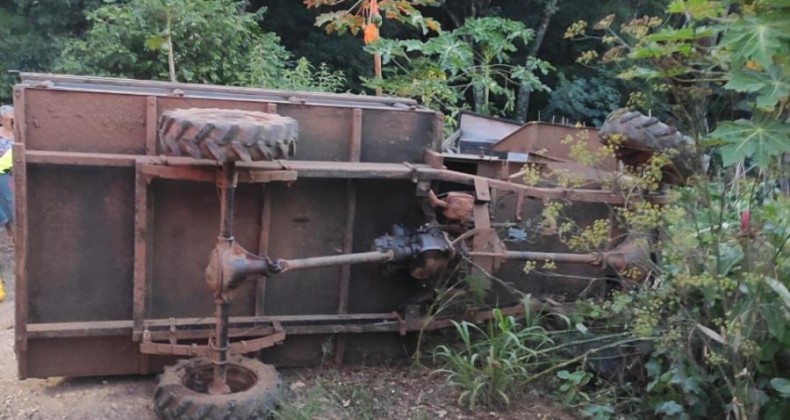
[{"x1": 153, "y1": 355, "x2": 281, "y2": 420}]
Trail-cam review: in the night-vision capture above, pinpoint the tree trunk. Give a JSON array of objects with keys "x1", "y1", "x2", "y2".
[
  {"x1": 166, "y1": 14, "x2": 177, "y2": 83},
  {"x1": 374, "y1": 53, "x2": 382, "y2": 96},
  {"x1": 514, "y1": 0, "x2": 558, "y2": 123},
  {"x1": 473, "y1": 84, "x2": 485, "y2": 113}
]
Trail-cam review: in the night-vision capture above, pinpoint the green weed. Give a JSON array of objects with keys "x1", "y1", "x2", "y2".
[{"x1": 433, "y1": 298, "x2": 554, "y2": 410}]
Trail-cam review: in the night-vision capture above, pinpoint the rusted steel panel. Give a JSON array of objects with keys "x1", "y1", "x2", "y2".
[
  {"x1": 26, "y1": 336, "x2": 143, "y2": 378},
  {"x1": 14, "y1": 74, "x2": 448, "y2": 379},
  {"x1": 348, "y1": 180, "x2": 423, "y2": 314},
  {"x1": 338, "y1": 182, "x2": 357, "y2": 316},
  {"x1": 21, "y1": 82, "x2": 438, "y2": 164},
  {"x1": 145, "y1": 96, "x2": 158, "y2": 154},
  {"x1": 458, "y1": 111, "x2": 521, "y2": 143},
  {"x1": 254, "y1": 186, "x2": 273, "y2": 316},
  {"x1": 148, "y1": 179, "x2": 260, "y2": 318},
  {"x1": 262, "y1": 335, "x2": 335, "y2": 367},
  {"x1": 19, "y1": 73, "x2": 425, "y2": 110},
  {"x1": 476, "y1": 162, "x2": 613, "y2": 299},
  {"x1": 133, "y1": 164, "x2": 153, "y2": 340},
  {"x1": 491, "y1": 122, "x2": 617, "y2": 171},
  {"x1": 276, "y1": 105, "x2": 355, "y2": 162},
  {"x1": 342, "y1": 333, "x2": 416, "y2": 364},
  {"x1": 26, "y1": 165, "x2": 135, "y2": 323},
  {"x1": 156, "y1": 97, "x2": 275, "y2": 117},
  {"x1": 262, "y1": 179, "x2": 346, "y2": 315},
  {"x1": 12, "y1": 143, "x2": 29, "y2": 378},
  {"x1": 335, "y1": 108, "x2": 363, "y2": 362},
  {"x1": 25, "y1": 89, "x2": 146, "y2": 154},
  {"x1": 361, "y1": 109, "x2": 437, "y2": 163}
]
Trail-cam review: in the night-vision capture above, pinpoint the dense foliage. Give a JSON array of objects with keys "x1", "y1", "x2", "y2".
[
  {"x1": 0, "y1": 0, "x2": 668, "y2": 118},
  {"x1": 57, "y1": 0, "x2": 288, "y2": 86},
  {"x1": 366, "y1": 16, "x2": 551, "y2": 118},
  {"x1": 431, "y1": 1, "x2": 790, "y2": 419}
]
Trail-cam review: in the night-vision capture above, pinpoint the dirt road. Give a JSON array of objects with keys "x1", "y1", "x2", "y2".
[
  {"x1": 0, "y1": 231, "x2": 157, "y2": 420},
  {"x1": 0, "y1": 297, "x2": 156, "y2": 419}
]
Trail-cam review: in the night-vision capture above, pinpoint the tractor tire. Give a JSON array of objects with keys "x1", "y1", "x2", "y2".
[
  {"x1": 153, "y1": 356, "x2": 281, "y2": 420},
  {"x1": 159, "y1": 108, "x2": 298, "y2": 162},
  {"x1": 599, "y1": 108, "x2": 698, "y2": 183}
]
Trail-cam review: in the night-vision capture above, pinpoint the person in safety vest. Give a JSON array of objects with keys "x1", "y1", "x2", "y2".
[
  {"x1": 0, "y1": 105, "x2": 14, "y2": 239},
  {"x1": 0, "y1": 105, "x2": 13, "y2": 302}
]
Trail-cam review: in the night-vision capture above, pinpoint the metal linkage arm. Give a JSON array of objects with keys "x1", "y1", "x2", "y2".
[
  {"x1": 274, "y1": 251, "x2": 395, "y2": 273},
  {"x1": 467, "y1": 235, "x2": 651, "y2": 276},
  {"x1": 206, "y1": 225, "x2": 455, "y2": 299},
  {"x1": 470, "y1": 251, "x2": 599, "y2": 264}
]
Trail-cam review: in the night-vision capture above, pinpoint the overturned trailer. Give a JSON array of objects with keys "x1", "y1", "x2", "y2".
[{"x1": 12, "y1": 74, "x2": 654, "y2": 418}]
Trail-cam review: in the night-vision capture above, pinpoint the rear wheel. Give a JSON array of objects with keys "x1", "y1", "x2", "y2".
[
  {"x1": 599, "y1": 108, "x2": 698, "y2": 183},
  {"x1": 153, "y1": 356, "x2": 281, "y2": 420},
  {"x1": 158, "y1": 108, "x2": 298, "y2": 162}
]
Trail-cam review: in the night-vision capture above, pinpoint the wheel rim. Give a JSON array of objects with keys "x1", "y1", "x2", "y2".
[{"x1": 182, "y1": 362, "x2": 259, "y2": 394}]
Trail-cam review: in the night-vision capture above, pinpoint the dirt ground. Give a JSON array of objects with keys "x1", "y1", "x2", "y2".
[{"x1": 0, "y1": 232, "x2": 573, "y2": 420}]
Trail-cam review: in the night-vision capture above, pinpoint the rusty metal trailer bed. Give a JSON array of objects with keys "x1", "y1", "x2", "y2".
[{"x1": 13, "y1": 74, "x2": 643, "y2": 383}]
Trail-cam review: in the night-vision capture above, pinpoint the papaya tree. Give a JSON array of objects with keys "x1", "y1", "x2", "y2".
[{"x1": 365, "y1": 16, "x2": 551, "y2": 118}]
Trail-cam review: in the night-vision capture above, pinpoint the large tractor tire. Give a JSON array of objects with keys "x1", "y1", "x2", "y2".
[
  {"x1": 153, "y1": 356, "x2": 281, "y2": 420},
  {"x1": 599, "y1": 108, "x2": 698, "y2": 184},
  {"x1": 159, "y1": 108, "x2": 298, "y2": 162}
]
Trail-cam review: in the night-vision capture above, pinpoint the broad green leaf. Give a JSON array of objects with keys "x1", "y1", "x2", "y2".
[
  {"x1": 756, "y1": 81, "x2": 790, "y2": 109},
  {"x1": 314, "y1": 11, "x2": 351, "y2": 31},
  {"x1": 724, "y1": 67, "x2": 767, "y2": 93},
  {"x1": 655, "y1": 400, "x2": 685, "y2": 416},
  {"x1": 720, "y1": 14, "x2": 790, "y2": 69},
  {"x1": 670, "y1": 369, "x2": 703, "y2": 395},
  {"x1": 728, "y1": 56, "x2": 790, "y2": 109},
  {"x1": 667, "y1": 0, "x2": 725, "y2": 19},
  {"x1": 646, "y1": 27, "x2": 714, "y2": 42},
  {"x1": 755, "y1": 64, "x2": 790, "y2": 109},
  {"x1": 762, "y1": 304, "x2": 786, "y2": 340},
  {"x1": 647, "y1": 27, "x2": 695, "y2": 42},
  {"x1": 710, "y1": 119, "x2": 790, "y2": 167},
  {"x1": 400, "y1": 39, "x2": 424, "y2": 52},
  {"x1": 645, "y1": 360, "x2": 663, "y2": 378},
  {"x1": 423, "y1": 35, "x2": 473, "y2": 75},
  {"x1": 771, "y1": 378, "x2": 790, "y2": 398},
  {"x1": 765, "y1": 276, "x2": 790, "y2": 312}
]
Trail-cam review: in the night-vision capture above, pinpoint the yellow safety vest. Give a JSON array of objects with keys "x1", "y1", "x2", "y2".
[{"x1": 0, "y1": 149, "x2": 12, "y2": 173}]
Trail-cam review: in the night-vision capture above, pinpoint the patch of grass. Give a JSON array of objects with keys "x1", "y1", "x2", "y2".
[
  {"x1": 271, "y1": 385, "x2": 331, "y2": 420},
  {"x1": 433, "y1": 298, "x2": 555, "y2": 410},
  {"x1": 324, "y1": 378, "x2": 390, "y2": 420},
  {"x1": 272, "y1": 370, "x2": 392, "y2": 420}
]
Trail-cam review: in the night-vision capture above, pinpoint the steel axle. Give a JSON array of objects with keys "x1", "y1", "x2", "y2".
[{"x1": 204, "y1": 163, "x2": 413, "y2": 394}]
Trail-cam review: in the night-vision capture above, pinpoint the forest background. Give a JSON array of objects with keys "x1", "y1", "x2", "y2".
[{"x1": 0, "y1": 0, "x2": 666, "y2": 125}]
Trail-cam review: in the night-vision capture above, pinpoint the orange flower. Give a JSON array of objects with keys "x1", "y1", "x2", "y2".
[{"x1": 363, "y1": 22, "x2": 379, "y2": 44}]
